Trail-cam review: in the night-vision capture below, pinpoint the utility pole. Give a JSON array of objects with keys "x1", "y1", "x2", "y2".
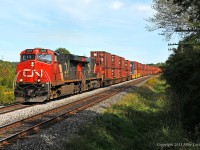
[
  {"x1": 168, "y1": 28, "x2": 200, "y2": 48},
  {"x1": 175, "y1": 28, "x2": 200, "y2": 32}
]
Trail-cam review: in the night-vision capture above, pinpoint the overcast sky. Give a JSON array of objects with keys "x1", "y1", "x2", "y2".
[{"x1": 0, "y1": 0, "x2": 169, "y2": 63}]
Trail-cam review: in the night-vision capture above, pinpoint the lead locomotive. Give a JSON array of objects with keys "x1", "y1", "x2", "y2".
[{"x1": 14, "y1": 48, "x2": 102, "y2": 102}]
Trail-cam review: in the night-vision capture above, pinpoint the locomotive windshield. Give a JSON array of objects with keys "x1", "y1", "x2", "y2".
[
  {"x1": 21, "y1": 54, "x2": 35, "y2": 61},
  {"x1": 37, "y1": 54, "x2": 52, "y2": 63}
]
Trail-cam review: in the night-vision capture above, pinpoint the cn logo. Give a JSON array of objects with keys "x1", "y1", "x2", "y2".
[{"x1": 23, "y1": 69, "x2": 43, "y2": 77}]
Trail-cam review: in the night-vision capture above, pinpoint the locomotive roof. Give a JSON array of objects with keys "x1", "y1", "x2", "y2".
[{"x1": 23, "y1": 48, "x2": 59, "y2": 55}]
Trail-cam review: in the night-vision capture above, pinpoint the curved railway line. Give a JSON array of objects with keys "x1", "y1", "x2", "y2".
[{"x1": 0, "y1": 76, "x2": 151, "y2": 148}]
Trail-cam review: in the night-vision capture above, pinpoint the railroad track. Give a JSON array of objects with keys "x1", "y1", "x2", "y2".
[
  {"x1": 0, "y1": 76, "x2": 151, "y2": 148},
  {"x1": 0, "y1": 103, "x2": 32, "y2": 115}
]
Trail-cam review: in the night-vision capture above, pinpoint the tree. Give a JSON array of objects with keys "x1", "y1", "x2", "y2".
[
  {"x1": 172, "y1": 0, "x2": 200, "y2": 24},
  {"x1": 163, "y1": 34, "x2": 200, "y2": 131},
  {"x1": 147, "y1": 0, "x2": 198, "y2": 40},
  {"x1": 148, "y1": 0, "x2": 200, "y2": 132},
  {"x1": 55, "y1": 48, "x2": 70, "y2": 55}
]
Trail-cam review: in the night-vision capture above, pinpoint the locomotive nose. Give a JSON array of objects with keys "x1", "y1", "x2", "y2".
[{"x1": 21, "y1": 61, "x2": 42, "y2": 83}]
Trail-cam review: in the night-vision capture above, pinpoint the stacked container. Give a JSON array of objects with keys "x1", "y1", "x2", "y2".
[
  {"x1": 133, "y1": 61, "x2": 139, "y2": 78},
  {"x1": 130, "y1": 62, "x2": 134, "y2": 73},
  {"x1": 120, "y1": 57, "x2": 126, "y2": 77},
  {"x1": 91, "y1": 51, "x2": 112, "y2": 78},
  {"x1": 148, "y1": 66, "x2": 152, "y2": 75},
  {"x1": 125, "y1": 60, "x2": 131, "y2": 76},
  {"x1": 130, "y1": 61, "x2": 134, "y2": 76},
  {"x1": 111, "y1": 55, "x2": 120, "y2": 69},
  {"x1": 111, "y1": 55, "x2": 120, "y2": 78},
  {"x1": 143, "y1": 65, "x2": 147, "y2": 76},
  {"x1": 152, "y1": 66, "x2": 155, "y2": 75},
  {"x1": 137, "y1": 63, "x2": 142, "y2": 77},
  {"x1": 90, "y1": 51, "x2": 161, "y2": 79}
]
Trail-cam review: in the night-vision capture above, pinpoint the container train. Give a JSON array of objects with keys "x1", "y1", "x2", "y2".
[{"x1": 14, "y1": 48, "x2": 161, "y2": 103}]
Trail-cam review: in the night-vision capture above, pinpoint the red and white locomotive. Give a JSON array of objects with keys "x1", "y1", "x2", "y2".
[{"x1": 14, "y1": 48, "x2": 102, "y2": 102}]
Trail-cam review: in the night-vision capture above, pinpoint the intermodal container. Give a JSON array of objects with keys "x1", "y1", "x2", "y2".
[
  {"x1": 111, "y1": 55, "x2": 120, "y2": 69},
  {"x1": 130, "y1": 61, "x2": 134, "y2": 75},
  {"x1": 133, "y1": 70, "x2": 138, "y2": 77},
  {"x1": 148, "y1": 66, "x2": 151, "y2": 71},
  {"x1": 143, "y1": 70, "x2": 147, "y2": 76},
  {"x1": 125, "y1": 60, "x2": 131, "y2": 71},
  {"x1": 146, "y1": 65, "x2": 148, "y2": 71},
  {"x1": 138, "y1": 63, "x2": 142, "y2": 70},
  {"x1": 147, "y1": 65, "x2": 150, "y2": 71},
  {"x1": 133, "y1": 61, "x2": 138, "y2": 70},
  {"x1": 125, "y1": 70, "x2": 131, "y2": 76},
  {"x1": 130, "y1": 61, "x2": 134, "y2": 70},
  {"x1": 91, "y1": 51, "x2": 112, "y2": 68},
  {"x1": 112, "y1": 69, "x2": 120, "y2": 78},
  {"x1": 138, "y1": 70, "x2": 142, "y2": 77},
  {"x1": 141, "y1": 64, "x2": 144, "y2": 71},
  {"x1": 143, "y1": 64, "x2": 145, "y2": 71},
  {"x1": 132, "y1": 74, "x2": 136, "y2": 79},
  {"x1": 102, "y1": 68, "x2": 112, "y2": 79},
  {"x1": 130, "y1": 69, "x2": 134, "y2": 75},
  {"x1": 120, "y1": 69, "x2": 126, "y2": 77},
  {"x1": 119, "y1": 57, "x2": 125, "y2": 69}
]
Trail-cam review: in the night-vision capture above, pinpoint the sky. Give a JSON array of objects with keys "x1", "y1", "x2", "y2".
[{"x1": 0, "y1": 0, "x2": 169, "y2": 64}]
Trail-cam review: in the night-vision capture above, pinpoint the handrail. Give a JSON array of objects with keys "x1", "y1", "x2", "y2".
[{"x1": 13, "y1": 70, "x2": 22, "y2": 91}]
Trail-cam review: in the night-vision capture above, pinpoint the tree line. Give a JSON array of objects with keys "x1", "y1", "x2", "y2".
[{"x1": 148, "y1": 0, "x2": 200, "y2": 133}]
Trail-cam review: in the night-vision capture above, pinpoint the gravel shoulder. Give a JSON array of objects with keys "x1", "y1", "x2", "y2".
[{"x1": 5, "y1": 77, "x2": 149, "y2": 150}]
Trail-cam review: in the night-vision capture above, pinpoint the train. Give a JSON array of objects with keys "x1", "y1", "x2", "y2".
[{"x1": 14, "y1": 48, "x2": 161, "y2": 103}]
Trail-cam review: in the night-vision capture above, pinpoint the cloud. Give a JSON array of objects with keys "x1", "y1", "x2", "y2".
[
  {"x1": 131, "y1": 3, "x2": 154, "y2": 15},
  {"x1": 111, "y1": 0, "x2": 124, "y2": 10}
]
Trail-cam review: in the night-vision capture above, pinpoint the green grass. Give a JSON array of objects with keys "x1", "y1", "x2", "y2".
[{"x1": 63, "y1": 77, "x2": 197, "y2": 150}]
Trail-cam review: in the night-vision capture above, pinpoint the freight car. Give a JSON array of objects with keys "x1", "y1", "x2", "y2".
[{"x1": 14, "y1": 48, "x2": 161, "y2": 103}]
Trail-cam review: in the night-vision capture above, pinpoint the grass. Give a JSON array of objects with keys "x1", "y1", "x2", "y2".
[{"x1": 63, "y1": 77, "x2": 197, "y2": 150}]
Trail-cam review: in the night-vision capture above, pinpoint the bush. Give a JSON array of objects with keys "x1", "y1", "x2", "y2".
[
  {"x1": 162, "y1": 34, "x2": 200, "y2": 132},
  {"x1": 0, "y1": 60, "x2": 16, "y2": 105}
]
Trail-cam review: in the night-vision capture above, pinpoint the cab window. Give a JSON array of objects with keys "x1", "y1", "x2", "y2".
[
  {"x1": 37, "y1": 54, "x2": 52, "y2": 63},
  {"x1": 21, "y1": 54, "x2": 35, "y2": 62}
]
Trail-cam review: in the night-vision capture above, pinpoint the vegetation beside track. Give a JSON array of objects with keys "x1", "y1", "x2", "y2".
[
  {"x1": 0, "y1": 60, "x2": 16, "y2": 105},
  {"x1": 64, "y1": 76, "x2": 199, "y2": 150}
]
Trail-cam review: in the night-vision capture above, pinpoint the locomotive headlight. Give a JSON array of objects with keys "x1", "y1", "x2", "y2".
[
  {"x1": 37, "y1": 79, "x2": 41, "y2": 82},
  {"x1": 31, "y1": 62, "x2": 34, "y2": 67},
  {"x1": 20, "y1": 79, "x2": 23, "y2": 82}
]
